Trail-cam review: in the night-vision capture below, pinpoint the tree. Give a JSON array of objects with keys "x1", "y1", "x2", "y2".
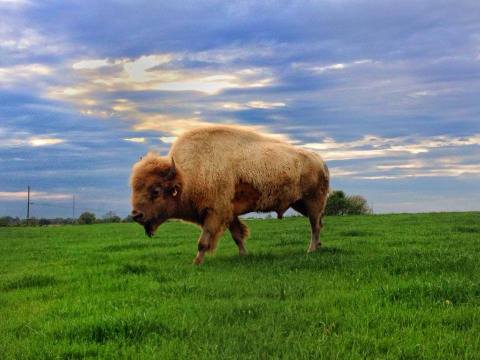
[
  {"x1": 78, "y1": 212, "x2": 96, "y2": 225},
  {"x1": 122, "y1": 215, "x2": 134, "y2": 223},
  {"x1": 325, "y1": 190, "x2": 349, "y2": 216},
  {"x1": 103, "y1": 211, "x2": 121, "y2": 223}
]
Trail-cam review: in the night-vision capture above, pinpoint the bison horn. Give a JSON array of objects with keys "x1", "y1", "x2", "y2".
[{"x1": 164, "y1": 157, "x2": 176, "y2": 180}]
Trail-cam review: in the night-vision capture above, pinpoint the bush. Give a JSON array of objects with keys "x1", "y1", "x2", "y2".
[
  {"x1": 0, "y1": 216, "x2": 21, "y2": 227},
  {"x1": 325, "y1": 190, "x2": 372, "y2": 216},
  {"x1": 25, "y1": 218, "x2": 39, "y2": 226},
  {"x1": 345, "y1": 195, "x2": 372, "y2": 215},
  {"x1": 78, "y1": 212, "x2": 96, "y2": 225},
  {"x1": 51, "y1": 218, "x2": 76, "y2": 225},
  {"x1": 38, "y1": 218, "x2": 51, "y2": 226}
]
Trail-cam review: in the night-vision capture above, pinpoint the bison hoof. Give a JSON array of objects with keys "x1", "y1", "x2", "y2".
[
  {"x1": 307, "y1": 243, "x2": 321, "y2": 253},
  {"x1": 193, "y1": 254, "x2": 205, "y2": 265}
]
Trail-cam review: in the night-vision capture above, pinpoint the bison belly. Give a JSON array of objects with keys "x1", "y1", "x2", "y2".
[
  {"x1": 232, "y1": 177, "x2": 300, "y2": 216},
  {"x1": 232, "y1": 182, "x2": 261, "y2": 215}
]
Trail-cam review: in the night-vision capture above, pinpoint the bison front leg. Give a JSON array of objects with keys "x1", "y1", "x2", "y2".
[
  {"x1": 194, "y1": 213, "x2": 227, "y2": 265},
  {"x1": 229, "y1": 216, "x2": 249, "y2": 256}
]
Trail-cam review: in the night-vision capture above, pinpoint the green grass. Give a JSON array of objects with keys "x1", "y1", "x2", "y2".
[{"x1": 0, "y1": 212, "x2": 479, "y2": 359}]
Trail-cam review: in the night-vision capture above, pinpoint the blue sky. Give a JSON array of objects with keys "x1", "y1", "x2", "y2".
[{"x1": 1, "y1": 0, "x2": 479, "y2": 218}]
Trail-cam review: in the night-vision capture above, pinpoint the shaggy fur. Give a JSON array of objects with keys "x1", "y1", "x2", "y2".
[{"x1": 130, "y1": 125, "x2": 330, "y2": 264}]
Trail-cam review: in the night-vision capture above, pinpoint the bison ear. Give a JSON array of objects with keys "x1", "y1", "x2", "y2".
[{"x1": 164, "y1": 158, "x2": 176, "y2": 180}]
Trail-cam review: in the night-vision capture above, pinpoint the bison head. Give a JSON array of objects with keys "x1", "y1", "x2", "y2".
[{"x1": 130, "y1": 153, "x2": 181, "y2": 237}]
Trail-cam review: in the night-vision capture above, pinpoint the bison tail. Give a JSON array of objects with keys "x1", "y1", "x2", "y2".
[{"x1": 322, "y1": 161, "x2": 331, "y2": 194}]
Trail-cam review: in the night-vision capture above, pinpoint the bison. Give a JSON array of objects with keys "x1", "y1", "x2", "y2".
[{"x1": 130, "y1": 125, "x2": 329, "y2": 264}]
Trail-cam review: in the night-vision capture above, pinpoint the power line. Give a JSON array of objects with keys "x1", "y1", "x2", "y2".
[
  {"x1": 33, "y1": 201, "x2": 117, "y2": 214},
  {"x1": 32, "y1": 202, "x2": 71, "y2": 209},
  {"x1": 25, "y1": 187, "x2": 121, "y2": 218},
  {"x1": 26, "y1": 185, "x2": 31, "y2": 223}
]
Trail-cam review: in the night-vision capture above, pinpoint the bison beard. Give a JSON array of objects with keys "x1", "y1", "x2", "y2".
[
  {"x1": 143, "y1": 217, "x2": 166, "y2": 238},
  {"x1": 144, "y1": 221, "x2": 154, "y2": 238}
]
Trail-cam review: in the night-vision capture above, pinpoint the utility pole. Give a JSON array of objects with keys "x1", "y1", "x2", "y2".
[
  {"x1": 26, "y1": 185, "x2": 31, "y2": 224},
  {"x1": 72, "y1": 195, "x2": 75, "y2": 219}
]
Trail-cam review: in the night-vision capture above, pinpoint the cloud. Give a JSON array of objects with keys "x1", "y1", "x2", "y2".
[
  {"x1": 42, "y1": 53, "x2": 279, "y2": 137},
  {"x1": 221, "y1": 100, "x2": 286, "y2": 110},
  {"x1": 0, "y1": 129, "x2": 65, "y2": 148},
  {"x1": 246, "y1": 101, "x2": 286, "y2": 109},
  {"x1": 0, "y1": 63, "x2": 51, "y2": 85},
  {"x1": 29, "y1": 137, "x2": 65, "y2": 146},
  {"x1": 131, "y1": 115, "x2": 211, "y2": 135},
  {"x1": 123, "y1": 137, "x2": 145, "y2": 143},
  {"x1": 330, "y1": 163, "x2": 480, "y2": 181},
  {"x1": 72, "y1": 58, "x2": 123, "y2": 70},
  {"x1": 310, "y1": 132, "x2": 480, "y2": 182},
  {"x1": 294, "y1": 59, "x2": 375, "y2": 74},
  {"x1": 52, "y1": 54, "x2": 274, "y2": 97},
  {"x1": 304, "y1": 134, "x2": 480, "y2": 161},
  {"x1": 0, "y1": 0, "x2": 29, "y2": 4},
  {"x1": 0, "y1": 190, "x2": 71, "y2": 201},
  {"x1": 159, "y1": 136, "x2": 176, "y2": 143},
  {"x1": 328, "y1": 148, "x2": 480, "y2": 180},
  {"x1": 358, "y1": 163, "x2": 480, "y2": 179},
  {"x1": 0, "y1": 28, "x2": 38, "y2": 51},
  {"x1": 43, "y1": 52, "x2": 287, "y2": 140},
  {"x1": 0, "y1": 9, "x2": 69, "y2": 68},
  {"x1": 376, "y1": 162, "x2": 423, "y2": 170}
]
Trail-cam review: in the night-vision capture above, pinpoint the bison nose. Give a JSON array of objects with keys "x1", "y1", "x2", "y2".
[{"x1": 131, "y1": 210, "x2": 144, "y2": 222}]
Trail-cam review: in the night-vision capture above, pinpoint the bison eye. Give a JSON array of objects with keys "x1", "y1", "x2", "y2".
[{"x1": 150, "y1": 187, "x2": 162, "y2": 199}]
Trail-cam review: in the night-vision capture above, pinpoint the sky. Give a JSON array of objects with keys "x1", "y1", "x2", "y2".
[{"x1": 0, "y1": 0, "x2": 479, "y2": 218}]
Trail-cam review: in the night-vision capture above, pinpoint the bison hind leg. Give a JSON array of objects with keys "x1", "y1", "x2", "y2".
[
  {"x1": 229, "y1": 216, "x2": 249, "y2": 256},
  {"x1": 292, "y1": 198, "x2": 327, "y2": 253},
  {"x1": 307, "y1": 213, "x2": 322, "y2": 252}
]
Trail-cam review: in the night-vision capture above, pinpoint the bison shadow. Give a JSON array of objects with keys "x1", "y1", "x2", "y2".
[{"x1": 209, "y1": 246, "x2": 352, "y2": 269}]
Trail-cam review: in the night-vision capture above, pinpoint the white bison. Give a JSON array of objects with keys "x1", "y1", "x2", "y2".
[{"x1": 130, "y1": 125, "x2": 329, "y2": 264}]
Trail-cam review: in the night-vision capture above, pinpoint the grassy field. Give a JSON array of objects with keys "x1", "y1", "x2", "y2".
[{"x1": 0, "y1": 212, "x2": 479, "y2": 359}]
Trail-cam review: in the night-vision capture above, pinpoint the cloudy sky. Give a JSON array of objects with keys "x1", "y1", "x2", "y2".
[{"x1": 1, "y1": 0, "x2": 479, "y2": 218}]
